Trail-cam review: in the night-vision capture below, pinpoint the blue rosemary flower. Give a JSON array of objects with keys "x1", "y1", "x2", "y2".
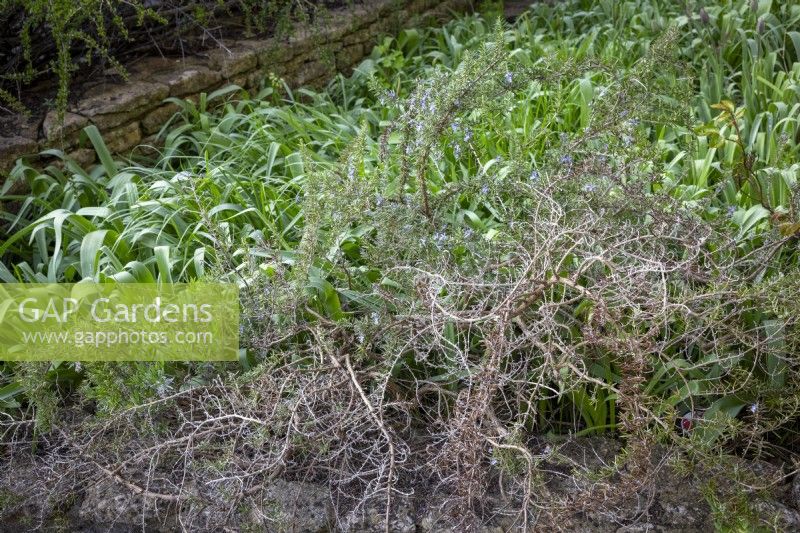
[
  {"x1": 433, "y1": 231, "x2": 447, "y2": 248},
  {"x1": 155, "y1": 377, "x2": 174, "y2": 398}
]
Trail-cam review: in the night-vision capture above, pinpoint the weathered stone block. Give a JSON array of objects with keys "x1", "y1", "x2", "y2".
[
  {"x1": 230, "y1": 74, "x2": 249, "y2": 91},
  {"x1": 320, "y1": 18, "x2": 352, "y2": 42},
  {"x1": 208, "y1": 46, "x2": 257, "y2": 78},
  {"x1": 66, "y1": 148, "x2": 97, "y2": 168},
  {"x1": 130, "y1": 57, "x2": 222, "y2": 96},
  {"x1": 242, "y1": 70, "x2": 268, "y2": 91},
  {"x1": 128, "y1": 56, "x2": 174, "y2": 75},
  {"x1": 0, "y1": 135, "x2": 38, "y2": 173},
  {"x1": 352, "y1": 2, "x2": 383, "y2": 27},
  {"x1": 336, "y1": 43, "x2": 365, "y2": 71},
  {"x1": 287, "y1": 30, "x2": 317, "y2": 58},
  {"x1": 257, "y1": 43, "x2": 292, "y2": 66},
  {"x1": 292, "y1": 60, "x2": 335, "y2": 87},
  {"x1": 343, "y1": 27, "x2": 371, "y2": 46},
  {"x1": 102, "y1": 122, "x2": 142, "y2": 154},
  {"x1": 370, "y1": 18, "x2": 393, "y2": 37},
  {"x1": 237, "y1": 39, "x2": 287, "y2": 68},
  {"x1": 137, "y1": 135, "x2": 163, "y2": 158},
  {"x1": 42, "y1": 112, "x2": 88, "y2": 142},
  {"x1": 229, "y1": 70, "x2": 267, "y2": 92},
  {"x1": 150, "y1": 64, "x2": 222, "y2": 97},
  {"x1": 142, "y1": 103, "x2": 180, "y2": 136},
  {"x1": 409, "y1": 0, "x2": 439, "y2": 13},
  {"x1": 76, "y1": 81, "x2": 169, "y2": 118},
  {"x1": 269, "y1": 62, "x2": 292, "y2": 81}
]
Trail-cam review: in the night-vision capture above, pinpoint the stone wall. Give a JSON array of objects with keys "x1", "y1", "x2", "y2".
[{"x1": 0, "y1": 0, "x2": 473, "y2": 178}]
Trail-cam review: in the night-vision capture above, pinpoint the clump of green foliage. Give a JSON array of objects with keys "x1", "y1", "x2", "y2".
[{"x1": 2, "y1": 0, "x2": 800, "y2": 530}]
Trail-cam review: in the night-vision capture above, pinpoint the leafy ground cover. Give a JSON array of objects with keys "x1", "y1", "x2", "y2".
[{"x1": 2, "y1": 0, "x2": 800, "y2": 529}]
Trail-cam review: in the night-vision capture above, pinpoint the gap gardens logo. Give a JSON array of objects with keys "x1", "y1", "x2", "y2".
[{"x1": 0, "y1": 283, "x2": 239, "y2": 361}]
